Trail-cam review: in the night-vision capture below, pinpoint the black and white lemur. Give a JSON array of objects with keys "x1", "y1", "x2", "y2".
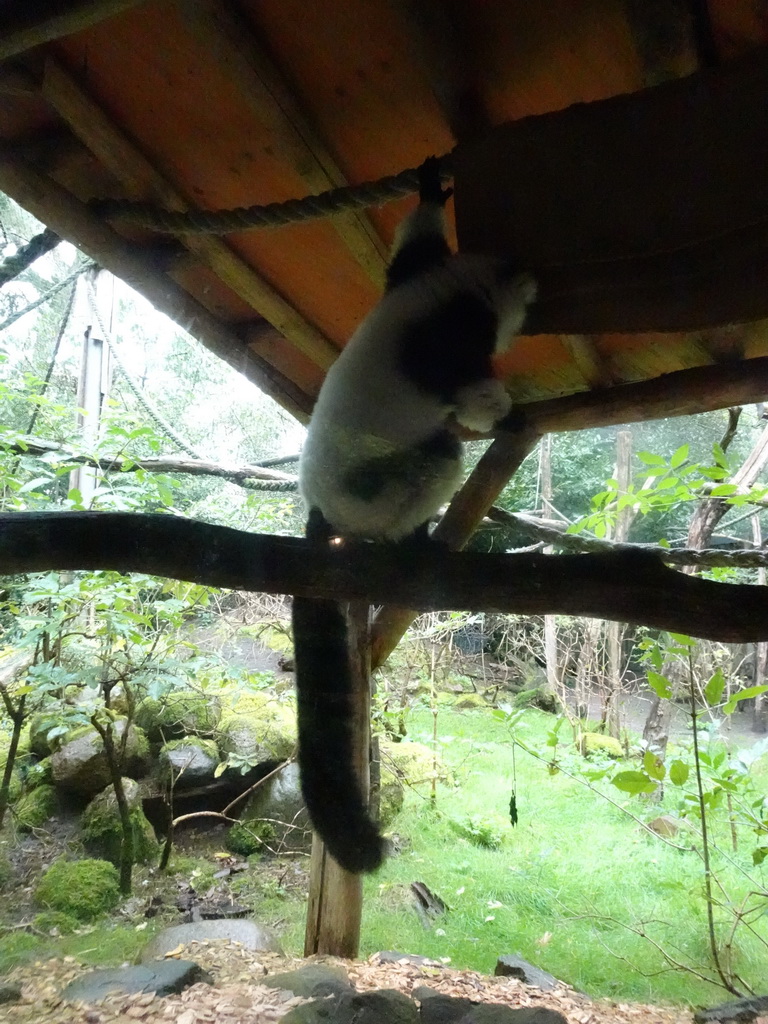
[{"x1": 293, "y1": 157, "x2": 536, "y2": 873}]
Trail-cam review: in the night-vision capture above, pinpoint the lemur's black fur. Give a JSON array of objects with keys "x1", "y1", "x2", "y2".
[{"x1": 293, "y1": 158, "x2": 536, "y2": 873}]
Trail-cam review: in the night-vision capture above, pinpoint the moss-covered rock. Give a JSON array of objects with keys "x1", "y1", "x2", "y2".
[
  {"x1": 158, "y1": 738, "x2": 220, "y2": 787},
  {"x1": 580, "y1": 732, "x2": 624, "y2": 759},
  {"x1": 29, "y1": 712, "x2": 70, "y2": 757},
  {"x1": 232, "y1": 761, "x2": 309, "y2": 855},
  {"x1": 226, "y1": 818, "x2": 276, "y2": 857},
  {"x1": 449, "y1": 692, "x2": 488, "y2": 710},
  {"x1": 135, "y1": 691, "x2": 221, "y2": 742},
  {"x1": 81, "y1": 779, "x2": 157, "y2": 867},
  {"x1": 33, "y1": 910, "x2": 79, "y2": 935},
  {"x1": 35, "y1": 858, "x2": 120, "y2": 921},
  {"x1": 216, "y1": 692, "x2": 295, "y2": 768},
  {"x1": 15, "y1": 784, "x2": 59, "y2": 831},
  {"x1": 513, "y1": 686, "x2": 562, "y2": 714},
  {"x1": 377, "y1": 740, "x2": 451, "y2": 826},
  {"x1": 51, "y1": 719, "x2": 151, "y2": 795}
]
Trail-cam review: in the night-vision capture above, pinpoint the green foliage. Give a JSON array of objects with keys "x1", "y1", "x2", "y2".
[
  {"x1": 35, "y1": 859, "x2": 121, "y2": 921},
  {"x1": 0, "y1": 850, "x2": 13, "y2": 889}
]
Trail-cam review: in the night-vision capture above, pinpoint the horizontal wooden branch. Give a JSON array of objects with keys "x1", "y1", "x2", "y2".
[
  {"x1": 488, "y1": 507, "x2": 768, "y2": 569},
  {"x1": 3, "y1": 512, "x2": 768, "y2": 643},
  {"x1": 8, "y1": 437, "x2": 298, "y2": 489}
]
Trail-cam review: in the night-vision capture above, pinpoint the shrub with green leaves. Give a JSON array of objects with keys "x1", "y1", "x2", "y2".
[
  {"x1": 449, "y1": 814, "x2": 505, "y2": 849},
  {"x1": 35, "y1": 858, "x2": 120, "y2": 921}
]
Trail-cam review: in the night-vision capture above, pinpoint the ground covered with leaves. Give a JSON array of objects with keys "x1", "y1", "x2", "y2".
[{"x1": 1, "y1": 942, "x2": 696, "y2": 1024}]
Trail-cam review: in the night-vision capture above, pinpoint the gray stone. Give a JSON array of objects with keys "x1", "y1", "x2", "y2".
[
  {"x1": 158, "y1": 738, "x2": 220, "y2": 788},
  {"x1": 280, "y1": 989, "x2": 418, "y2": 1024},
  {"x1": 51, "y1": 720, "x2": 150, "y2": 795},
  {"x1": 647, "y1": 815, "x2": 681, "y2": 837},
  {"x1": 457, "y1": 1009, "x2": 567, "y2": 1023},
  {"x1": 141, "y1": 918, "x2": 282, "y2": 960},
  {"x1": 414, "y1": 986, "x2": 477, "y2": 1023},
  {"x1": 62, "y1": 960, "x2": 209, "y2": 1001},
  {"x1": 238, "y1": 761, "x2": 311, "y2": 854},
  {"x1": 693, "y1": 994, "x2": 768, "y2": 1022},
  {"x1": 372, "y1": 950, "x2": 443, "y2": 967},
  {"x1": 0, "y1": 982, "x2": 21, "y2": 1004},
  {"x1": 262, "y1": 963, "x2": 351, "y2": 998},
  {"x1": 494, "y1": 956, "x2": 559, "y2": 991}
]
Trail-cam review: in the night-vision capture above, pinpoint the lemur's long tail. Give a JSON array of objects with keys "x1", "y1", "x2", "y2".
[{"x1": 292, "y1": 594, "x2": 386, "y2": 873}]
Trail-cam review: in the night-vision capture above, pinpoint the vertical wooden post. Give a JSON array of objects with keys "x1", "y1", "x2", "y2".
[
  {"x1": 539, "y1": 435, "x2": 560, "y2": 693},
  {"x1": 71, "y1": 270, "x2": 112, "y2": 505},
  {"x1": 304, "y1": 601, "x2": 371, "y2": 958}
]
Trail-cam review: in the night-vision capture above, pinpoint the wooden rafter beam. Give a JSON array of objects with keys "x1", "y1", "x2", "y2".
[
  {"x1": 40, "y1": 56, "x2": 338, "y2": 373},
  {"x1": 392, "y1": 0, "x2": 490, "y2": 141},
  {"x1": 0, "y1": 0, "x2": 147, "y2": 61},
  {"x1": 0, "y1": 147, "x2": 312, "y2": 421},
  {"x1": 178, "y1": 0, "x2": 387, "y2": 285},
  {"x1": 514, "y1": 357, "x2": 768, "y2": 435},
  {"x1": 6, "y1": 511, "x2": 768, "y2": 644}
]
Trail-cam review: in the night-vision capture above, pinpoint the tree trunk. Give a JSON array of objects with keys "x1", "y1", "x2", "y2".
[
  {"x1": 0, "y1": 703, "x2": 25, "y2": 828},
  {"x1": 752, "y1": 514, "x2": 768, "y2": 733},
  {"x1": 93, "y1": 715, "x2": 134, "y2": 894},
  {"x1": 304, "y1": 601, "x2": 370, "y2": 958}
]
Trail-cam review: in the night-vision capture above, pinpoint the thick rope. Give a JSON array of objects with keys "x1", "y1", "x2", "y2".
[
  {"x1": 91, "y1": 157, "x2": 453, "y2": 236},
  {"x1": 0, "y1": 228, "x2": 61, "y2": 287},
  {"x1": 0, "y1": 261, "x2": 96, "y2": 333}
]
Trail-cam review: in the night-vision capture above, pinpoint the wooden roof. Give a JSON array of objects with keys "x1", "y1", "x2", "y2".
[{"x1": 2, "y1": 1, "x2": 768, "y2": 430}]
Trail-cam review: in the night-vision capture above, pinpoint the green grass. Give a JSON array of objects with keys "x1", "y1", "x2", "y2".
[{"x1": 273, "y1": 707, "x2": 768, "y2": 1007}]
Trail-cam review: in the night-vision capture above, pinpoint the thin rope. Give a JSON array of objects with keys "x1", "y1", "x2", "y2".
[
  {"x1": 0, "y1": 261, "x2": 96, "y2": 333},
  {"x1": 0, "y1": 228, "x2": 61, "y2": 287},
  {"x1": 26, "y1": 278, "x2": 78, "y2": 436},
  {"x1": 85, "y1": 278, "x2": 204, "y2": 460},
  {"x1": 91, "y1": 157, "x2": 454, "y2": 236}
]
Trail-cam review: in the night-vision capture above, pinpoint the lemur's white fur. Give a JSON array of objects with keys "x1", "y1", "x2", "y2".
[{"x1": 299, "y1": 204, "x2": 536, "y2": 540}]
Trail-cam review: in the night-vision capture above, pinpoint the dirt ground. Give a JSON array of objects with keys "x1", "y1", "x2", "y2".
[{"x1": 2, "y1": 942, "x2": 698, "y2": 1024}]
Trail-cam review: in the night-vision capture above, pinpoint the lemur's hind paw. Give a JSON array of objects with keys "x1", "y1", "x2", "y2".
[{"x1": 419, "y1": 156, "x2": 453, "y2": 207}]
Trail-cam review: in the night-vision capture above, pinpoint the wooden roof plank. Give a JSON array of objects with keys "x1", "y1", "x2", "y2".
[
  {"x1": 0, "y1": 0, "x2": 148, "y2": 61},
  {"x1": 456, "y1": 47, "x2": 768, "y2": 333},
  {"x1": 0, "y1": 145, "x2": 312, "y2": 421},
  {"x1": 178, "y1": 0, "x2": 388, "y2": 285},
  {"x1": 41, "y1": 55, "x2": 339, "y2": 372}
]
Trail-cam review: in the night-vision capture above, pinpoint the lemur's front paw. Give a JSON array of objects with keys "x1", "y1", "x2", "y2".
[
  {"x1": 455, "y1": 379, "x2": 513, "y2": 433},
  {"x1": 418, "y1": 156, "x2": 453, "y2": 207},
  {"x1": 509, "y1": 272, "x2": 538, "y2": 307}
]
